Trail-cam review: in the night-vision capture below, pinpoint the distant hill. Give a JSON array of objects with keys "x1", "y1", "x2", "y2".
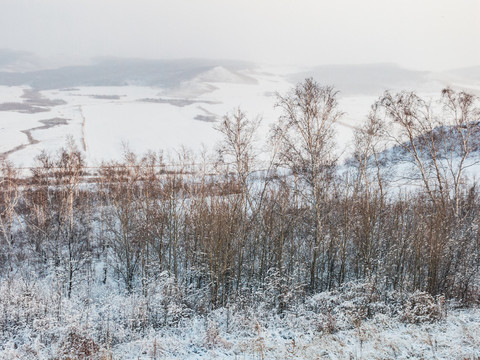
[
  {"x1": 0, "y1": 57, "x2": 253, "y2": 90},
  {"x1": 288, "y1": 63, "x2": 430, "y2": 95},
  {"x1": 1, "y1": 56, "x2": 479, "y2": 96},
  {"x1": 287, "y1": 63, "x2": 480, "y2": 96},
  {"x1": 440, "y1": 66, "x2": 480, "y2": 88},
  {"x1": 0, "y1": 49, "x2": 42, "y2": 72},
  {"x1": 445, "y1": 66, "x2": 480, "y2": 80}
]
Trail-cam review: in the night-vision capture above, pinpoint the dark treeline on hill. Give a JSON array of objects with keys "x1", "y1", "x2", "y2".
[{"x1": 1, "y1": 79, "x2": 480, "y2": 344}]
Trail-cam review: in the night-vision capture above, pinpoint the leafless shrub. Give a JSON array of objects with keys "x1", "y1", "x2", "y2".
[
  {"x1": 204, "y1": 322, "x2": 232, "y2": 350},
  {"x1": 58, "y1": 329, "x2": 100, "y2": 359},
  {"x1": 401, "y1": 292, "x2": 444, "y2": 324}
]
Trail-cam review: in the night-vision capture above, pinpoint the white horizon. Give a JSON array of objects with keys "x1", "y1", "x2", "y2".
[{"x1": 1, "y1": 0, "x2": 479, "y2": 73}]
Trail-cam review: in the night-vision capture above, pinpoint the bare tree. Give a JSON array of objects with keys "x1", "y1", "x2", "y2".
[
  {"x1": 0, "y1": 161, "x2": 20, "y2": 273},
  {"x1": 272, "y1": 78, "x2": 343, "y2": 291},
  {"x1": 439, "y1": 88, "x2": 480, "y2": 216},
  {"x1": 215, "y1": 108, "x2": 262, "y2": 294},
  {"x1": 373, "y1": 89, "x2": 480, "y2": 294},
  {"x1": 100, "y1": 150, "x2": 144, "y2": 293},
  {"x1": 54, "y1": 140, "x2": 91, "y2": 298}
]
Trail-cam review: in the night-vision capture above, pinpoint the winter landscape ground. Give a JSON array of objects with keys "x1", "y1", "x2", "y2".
[{"x1": 1, "y1": 55, "x2": 480, "y2": 359}]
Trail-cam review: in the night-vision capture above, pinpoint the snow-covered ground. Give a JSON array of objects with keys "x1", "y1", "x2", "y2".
[
  {"x1": 0, "y1": 65, "x2": 435, "y2": 168},
  {"x1": 0, "y1": 67, "x2": 293, "y2": 167},
  {"x1": 1, "y1": 274, "x2": 478, "y2": 359},
  {"x1": 2, "y1": 62, "x2": 479, "y2": 169},
  {"x1": 114, "y1": 308, "x2": 480, "y2": 359}
]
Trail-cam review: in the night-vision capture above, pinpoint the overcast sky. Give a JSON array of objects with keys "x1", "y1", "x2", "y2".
[{"x1": 1, "y1": 0, "x2": 479, "y2": 71}]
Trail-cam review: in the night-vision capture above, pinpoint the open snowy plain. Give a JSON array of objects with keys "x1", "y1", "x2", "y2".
[{"x1": 2, "y1": 61, "x2": 477, "y2": 168}]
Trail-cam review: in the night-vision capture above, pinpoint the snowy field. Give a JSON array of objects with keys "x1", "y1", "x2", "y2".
[
  {"x1": 0, "y1": 64, "x2": 458, "y2": 168},
  {"x1": 0, "y1": 66, "x2": 292, "y2": 167}
]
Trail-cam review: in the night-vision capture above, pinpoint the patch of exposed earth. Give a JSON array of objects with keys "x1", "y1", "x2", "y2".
[
  {"x1": 194, "y1": 106, "x2": 218, "y2": 122},
  {"x1": 0, "y1": 89, "x2": 66, "y2": 114},
  {"x1": 0, "y1": 118, "x2": 69, "y2": 160},
  {"x1": 138, "y1": 97, "x2": 220, "y2": 107}
]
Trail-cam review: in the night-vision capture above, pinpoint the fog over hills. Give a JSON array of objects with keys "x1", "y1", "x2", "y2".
[
  {"x1": 0, "y1": 49, "x2": 43, "y2": 73},
  {"x1": 442, "y1": 66, "x2": 480, "y2": 84},
  {"x1": 289, "y1": 63, "x2": 427, "y2": 95},
  {"x1": 289, "y1": 63, "x2": 480, "y2": 95},
  {"x1": 1, "y1": 51, "x2": 478, "y2": 95},
  {"x1": 0, "y1": 54, "x2": 254, "y2": 90}
]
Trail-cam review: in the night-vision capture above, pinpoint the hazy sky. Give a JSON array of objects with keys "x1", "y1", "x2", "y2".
[{"x1": 1, "y1": 0, "x2": 479, "y2": 71}]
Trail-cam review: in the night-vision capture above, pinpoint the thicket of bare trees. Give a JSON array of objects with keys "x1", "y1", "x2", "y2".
[{"x1": 1, "y1": 79, "x2": 479, "y2": 324}]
